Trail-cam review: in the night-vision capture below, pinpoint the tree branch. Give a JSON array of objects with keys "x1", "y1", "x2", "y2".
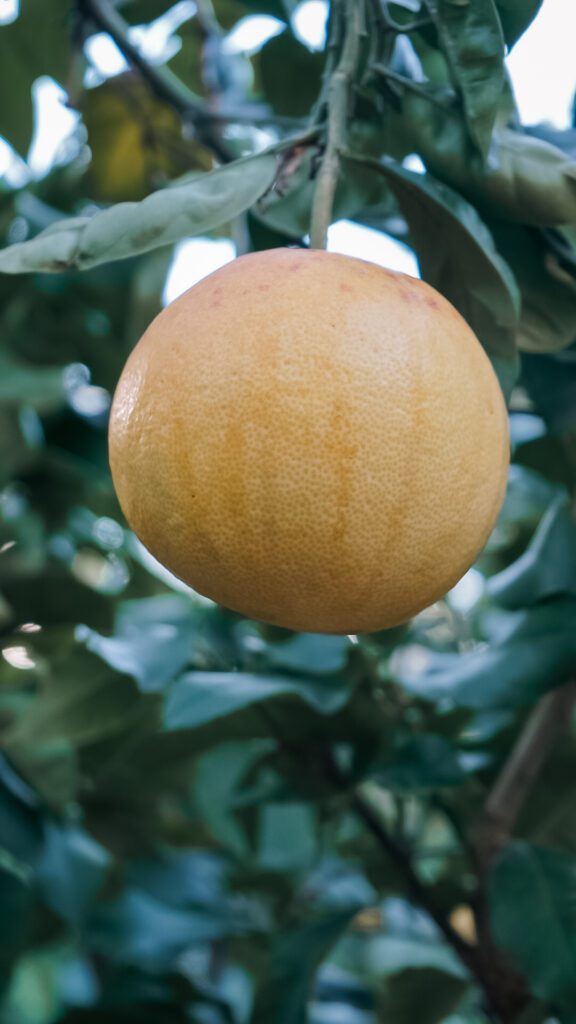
[
  {"x1": 76, "y1": 0, "x2": 303, "y2": 163},
  {"x1": 474, "y1": 680, "x2": 576, "y2": 865},
  {"x1": 321, "y1": 752, "x2": 531, "y2": 1022},
  {"x1": 309, "y1": 0, "x2": 363, "y2": 249},
  {"x1": 78, "y1": 0, "x2": 206, "y2": 117}
]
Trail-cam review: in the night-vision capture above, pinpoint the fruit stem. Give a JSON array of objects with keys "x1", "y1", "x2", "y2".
[{"x1": 309, "y1": 0, "x2": 363, "y2": 249}]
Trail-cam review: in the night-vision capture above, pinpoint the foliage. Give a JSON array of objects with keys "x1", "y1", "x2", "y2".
[{"x1": 0, "y1": 1, "x2": 575, "y2": 1023}]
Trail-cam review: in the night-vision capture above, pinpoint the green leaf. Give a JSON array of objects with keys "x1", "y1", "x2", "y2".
[
  {"x1": 89, "y1": 886, "x2": 250, "y2": 971},
  {"x1": 80, "y1": 594, "x2": 202, "y2": 692},
  {"x1": 0, "y1": 153, "x2": 277, "y2": 274},
  {"x1": 496, "y1": 0, "x2": 544, "y2": 46},
  {"x1": 0, "y1": 864, "x2": 33, "y2": 993},
  {"x1": 80, "y1": 75, "x2": 213, "y2": 203},
  {"x1": 489, "y1": 842, "x2": 576, "y2": 1012},
  {"x1": 36, "y1": 822, "x2": 111, "y2": 927},
  {"x1": 259, "y1": 31, "x2": 324, "y2": 116},
  {"x1": 194, "y1": 741, "x2": 272, "y2": 856},
  {"x1": 400, "y1": 93, "x2": 576, "y2": 225},
  {"x1": 0, "y1": 566, "x2": 114, "y2": 632},
  {"x1": 362, "y1": 157, "x2": 520, "y2": 390},
  {"x1": 378, "y1": 968, "x2": 469, "y2": 1024},
  {"x1": 424, "y1": 0, "x2": 505, "y2": 157},
  {"x1": 0, "y1": 769, "x2": 43, "y2": 867},
  {"x1": 336, "y1": 898, "x2": 467, "y2": 981},
  {"x1": 488, "y1": 497, "x2": 576, "y2": 608},
  {"x1": 257, "y1": 803, "x2": 317, "y2": 871},
  {"x1": 0, "y1": 351, "x2": 66, "y2": 410},
  {"x1": 521, "y1": 347, "x2": 576, "y2": 435},
  {"x1": 164, "y1": 670, "x2": 355, "y2": 730},
  {"x1": 0, "y1": 0, "x2": 71, "y2": 156},
  {"x1": 252, "y1": 911, "x2": 360, "y2": 1024},
  {"x1": 395, "y1": 600, "x2": 576, "y2": 708},
  {"x1": 261, "y1": 632, "x2": 351, "y2": 675},
  {"x1": 58, "y1": 1006, "x2": 189, "y2": 1023},
  {"x1": 377, "y1": 735, "x2": 465, "y2": 791},
  {"x1": 490, "y1": 222, "x2": 576, "y2": 354},
  {"x1": 6, "y1": 646, "x2": 141, "y2": 750}
]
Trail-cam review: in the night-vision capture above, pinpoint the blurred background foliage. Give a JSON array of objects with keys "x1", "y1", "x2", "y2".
[{"x1": 0, "y1": 0, "x2": 576, "y2": 1022}]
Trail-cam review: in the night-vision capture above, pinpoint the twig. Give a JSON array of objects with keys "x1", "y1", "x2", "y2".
[
  {"x1": 474, "y1": 681, "x2": 576, "y2": 865},
  {"x1": 309, "y1": 0, "x2": 362, "y2": 249},
  {"x1": 78, "y1": 0, "x2": 206, "y2": 118},
  {"x1": 372, "y1": 64, "x2": 453, "y2": 111},
  {"x1": 351, "y1": 779, "x2": 474, "y2": 958},
  {"x1": 381, "y1": 2, "x2": 432, "y2": 33},
  {"x1": 76, "y1": 0, "x2": 303, "y2": 161},
  {"x1": 322, "y1": 756, "x2": 528, "y2": 1022}
]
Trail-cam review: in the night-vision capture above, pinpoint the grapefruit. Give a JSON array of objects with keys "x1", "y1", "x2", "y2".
[{"x1": 109, "y1": 248, "x2": 509, "y2": 634}]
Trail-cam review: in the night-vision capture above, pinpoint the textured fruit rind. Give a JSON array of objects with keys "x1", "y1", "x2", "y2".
[{"x1": 109, "y1": 249, "x2": 509, "y2": 634}]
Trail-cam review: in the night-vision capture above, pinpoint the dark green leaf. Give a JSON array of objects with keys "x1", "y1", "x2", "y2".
[
  {"x1": 490, "y1": 222, "x2": 576, "y2": 354},
  {"x1": 259, "y1": 31, "x2": 324, "y2": 116},
  {"x1": 0, "y1": 566, "x2": 114, "y2": 631},
  {"x1": 0, "y1": 864, "x2": 33, "y2": 992},
  {"x1": 6, "y1": 646, "x2": 141, "y2": 750},
  {"x1": 80, "y1": 74, "x2": 213, "y2": 203},
  {"x1": 89, "y1": 886, "x2": 253, "y2": 971},
  {"x1": 336, "y1": 898, "x2": 466, "y2": 981},
  {"x1": 488, "y1": 497, "x2": 576, "y2": 607},
  {"x1": 489, "y1": 842, "x2": 576, "y2": 1011},
  {"x1": 395, "y1": 600, "x2": 576, "y2": 708},
  {"x1": 257, "y1": 803, "x2": 317, "y2": 871},
  {"x1": 0, "y1": 352, "x2": 66, "y2": 410},
  {"x1": 262, "y1": 632, "x2": 351, "y2": 675},
  {"x1": 521, "y1": 347, "x2": 576, "y2": 435},
  {"x1": 362, "y1": 157, "x2": 520, "y2": 390},
  {"x1": 0, "y1": 0, "x2": 71, "y2": 156},
  {"x1": 424, "y1": 0, "x2": 505, "y2": 157},
  {"x1": 496, "y1": 0, "x2": 544, "y2": 47},
  {"x1": 0, "y1": 767, "x2": 43, "y2": 867},
  {"x1": 377, "y1": 735, "x2": 465, "y2": 791},
  {"x1": 0, "y1": 153, "x2": 277, "y2": 273},
  {"x1": 194, "y1": 741, "x2": 273, "y2": 856},
  {"x1": 399, "y1": 93, "x2": 576, "y2": 225},
  {"x1": 81, "y1": 594, "x2": 201, "y2": 692},
  {"x1": 36, "y1": 822, "x2": 111, "y2": 926},
  {"x1": 377, "y1": 968, "x2": 469, "y2": 1024},
  {"x1": 252, "y1": 911, "x2": 360, "y2": 1024},
  {"x1": 58, "y1": 1007, "x2": 188, "y2": 1024},
  {"x1": 164, "y1": 670, "x2": 354, "y2": 730}
]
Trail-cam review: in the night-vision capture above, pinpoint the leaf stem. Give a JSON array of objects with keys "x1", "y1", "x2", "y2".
[{"x1": 309, "y1": 0, "x2": 363, "y2": 249}]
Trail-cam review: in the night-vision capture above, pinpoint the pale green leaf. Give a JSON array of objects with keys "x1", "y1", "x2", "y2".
[{"x1": 0, "y1": 154, "x2": 277, "y2": 274}]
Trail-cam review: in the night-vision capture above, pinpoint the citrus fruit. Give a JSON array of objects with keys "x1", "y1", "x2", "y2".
[{"x1": 109, "y1": 248, "x2": 509, "y2": 634}]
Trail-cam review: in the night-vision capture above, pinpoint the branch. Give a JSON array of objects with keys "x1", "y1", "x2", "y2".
[
  {"x1": 372, "y1": 65, "x2": 454, "y2": 111},
  {"x1": 352, "y1": 780, "x2": 474, "y2": 958},
  {"x1": 321, "y1": 753, "x2": 532, "y2": 1022},
  {"x1": 309, "y1": 0, "x2": 363, "y2": 249},
  {"x1": 474, "y1": 680, "x2": 576, "y2": 865},
  {"x1": 78, "y1": 0, "x2": 206, "y2": 118},
  {"x1": 381, "y1": 3, "x2": 432, "y2": 33},
  {"x1": 77, "y1": 0, "x2": 303, "y2": 162}
]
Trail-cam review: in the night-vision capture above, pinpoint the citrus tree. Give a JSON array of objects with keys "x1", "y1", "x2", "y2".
[{"x1": 1, "y1": 2, "x2": 576, "y2": 1023}]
